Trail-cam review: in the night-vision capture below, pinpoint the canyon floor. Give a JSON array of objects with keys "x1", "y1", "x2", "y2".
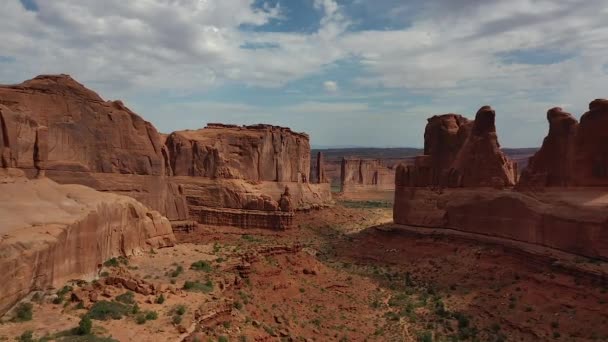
[{"x1": 1, "y1": 192, "x2": 607, "y2": 342}]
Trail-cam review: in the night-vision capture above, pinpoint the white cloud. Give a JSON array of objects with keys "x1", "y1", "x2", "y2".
[{"x1": 323, "y1": 80, "x2": 338, "y2": 93}]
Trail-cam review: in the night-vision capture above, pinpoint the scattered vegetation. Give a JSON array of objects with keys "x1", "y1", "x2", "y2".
[
  {"x1": 183, "y1": 280, "x2": 214, "y2": 293},
  {"x1": 155, "y1": 294, "x2": 165, "y2": 304},
  {"x1": 86, "y1": 301, "x2": 131, "y2": 321},
  {"x1": 103, "y1": 257, "x2": 128, "y2": 268},
  {"x1": 12, "y1": 302, "x2": 33, "y2": 322},
  {"x1": 190, "y1": 260, "x2": 213, "y2": 272},
  {"x1": 338, "y1": 200, "x2": 392, "y2": 209},
  {"x1": 115, "y1": 291, "x2": 135, "y2": 305}
]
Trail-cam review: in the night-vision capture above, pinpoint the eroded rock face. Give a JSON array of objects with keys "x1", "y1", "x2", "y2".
[
  {"x1": 519, "y1": 108, "x2": 578, "y2": 186},
  {"x1": 165, "y1": 124, "x2": 311, "y2": 182},
  {"x1": 393, "y1": 187, "x2": 608, "y2": 261},
  {"x1": 398, "y1": 106, "x2": 517, "y2": 188},
  {"x1": 340, "y1": 158, "x2": 395, "y2": 192},
  {"x1": 314, "y1": 151, "x2": 329, "y2": 184},
  {"x1": 0, "y1": 169, "x2": 175, "y2": 315},
  {"x1": 520, "y1": 100, "x2": 608, "y2": 187},
  {"x1": 0, "y1": 75, "x2": 167, "y2": 175},
  {"x1": 0, "y1": 75, "x2": 188, "y2": 220}
]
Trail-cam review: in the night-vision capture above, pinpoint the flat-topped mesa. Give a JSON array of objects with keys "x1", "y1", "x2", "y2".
[
  {"x1": 397, "y1": 106, "x2": 516, "y2": 188},
  {"x1": 340, "y1": 158, "x2": 395, "y2": 192},
  {"x1": 520, "y1": 99, "x2": 608, "y2": 187},
  {"x1": 166, "y1": 123, "x2": 311, "y2": 182}
]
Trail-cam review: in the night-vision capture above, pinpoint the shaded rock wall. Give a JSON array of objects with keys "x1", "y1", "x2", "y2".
[
  {"x1": 0, "y1": 168, "x2": 175, "y2": 316},
  {"x1": 340, "y1": 158, "x2": 395, "y2": 192},
  {"x1": 393, "y1": 187, "x2": 608, "y2": 260},
  {"x1": 398, "y1": 106, "x2": 517, "y2": 188},
  {"x1": 521, "y1": 100, "x2": 608, "y2": 187}
]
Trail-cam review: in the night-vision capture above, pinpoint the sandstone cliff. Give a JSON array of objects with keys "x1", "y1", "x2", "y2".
[
  {"x1": 0, "y1": 168, "x2": 175, "y2": 315},
  {"x1": 340, "y1": 158, "x2": 395, "y2": 192},
  {"x1": 521, "y1": 100, "x2": 608, "y2": 187},
  {"x1": 0, "y1": 75, "x2": 188, "y2": 220},
  {"x1": 165, "y1": 123, "x2": 310, "y2": 182},
  {"x1": 398, "y1": 106, "x2": 517, "y2": 188}
]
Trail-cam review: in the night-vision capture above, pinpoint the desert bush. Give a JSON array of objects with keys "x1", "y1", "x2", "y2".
[
  {"x1": 190, "y1": 260, "x2": 212, "y2": 272},
  {"x1": 87, "y1": 301, "x2": 130, "y2": 320},
  {"x1": 77, "y1": 316, "x2": 92, "y2": 335},
  {"x1": 115, "y1": 292, "x2": 135, "y2": 304},
  {"x1": 183, "y1": 280, "x2": 213, "y2": 293},
  {"x1": 155, "y1": 294, "x2": 165, "y2": 304},
  {"x1": 13, "y1": 302, "x2": 33, "y2": 322}
]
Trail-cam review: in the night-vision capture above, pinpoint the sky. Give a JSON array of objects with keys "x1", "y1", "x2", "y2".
[{"x1": 1, "y1": 0, "x2": 608, "y2": 148}]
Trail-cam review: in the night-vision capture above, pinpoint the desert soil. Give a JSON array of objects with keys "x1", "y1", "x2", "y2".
[{"x1": 1, "y1": 196, "x2": 607, "y2": 342}]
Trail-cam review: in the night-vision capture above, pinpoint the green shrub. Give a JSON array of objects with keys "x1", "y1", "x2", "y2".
[
  {"x1": 172, "y1": 315, "x2": 182, "y2": 325},
  {"x1": 218, "y1": 337, "x2": 228, "y2": 342},
  {"x1": 183, "y1": 280, "x2": 213, "y2": 293},
  {"x1": 13, "y1": 302, "x2": 34, "y2": 322},
  {"x1": 170, "y1": 266, "x2": 184, "y2": 278},
  {"x1": 103, "y1": 257, "x2": 128, "y2": 268},
  {"x1": 174, "y1": 305, "x2": 186, "y2": 315},
  {"x1": 135, "y1": 314, "x2": 147, "y2": 325},
  {"x1": 87, "y1": 301, "x2": 130, "y2": 320},
  {"x1": 190, "y1": 260, "x2": 212, "y2": 272},
  {"x1": 77, "y1": 316, "x2": 92, "y2": 335},
  {"x1": 17, "y1": 331, "x2": 34, "y2": 342},
  {"x1": 144, "y1": 311, "x2": 158, "y2": 320},
  {"x1": 155, "y1": 294, "x2": 165, "y2": 304},
  {"x1": 115, "y1": 292, "x2": 135, "y2": 304},
  {"x1": 416, "y1": 331, "x2": 433, "y2": 342}
]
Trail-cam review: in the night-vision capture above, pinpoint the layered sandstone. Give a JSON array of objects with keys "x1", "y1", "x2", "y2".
[
  {"x1": 393, "y1": 187, "x2": 608, "y2": 260},
  {"x1": 521, "y1": 100, "x2": 608, "y2": 186},
  {"x1": 0, "y1": 168, "x2": 175, "y2": 315},
  {"x1": 394, "y1": 103, "x2": 608, "y2": 261},
  {"x1": 340, "y1": 158, "x2": 395, "y2": 192},
  {"x1": 165, "y1": 123, "x2": 310, "y2": 182},
  {"x1": 0, "y1": 75, "x2": 332, "y2": 230},
  {"x1": 399, "y1": 106, "x2": 517, "y2": 188},
  {"x1": 0, "y1": 75, "x2": 188, "y2": 220}
]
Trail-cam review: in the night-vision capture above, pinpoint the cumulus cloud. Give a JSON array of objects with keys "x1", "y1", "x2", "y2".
[{"x1": 323, "y1": 80, "x2": 338, "y2": 93}]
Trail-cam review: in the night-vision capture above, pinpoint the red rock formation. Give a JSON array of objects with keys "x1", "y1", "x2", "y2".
[
  {"x1": 399, "y1": 106, "x2": 517, "y2": 188},
  {"x1": 165, "y1": 124, "x2": 310, "y2": 182},
  {"x1": 314, "y1": 151, "x2": 329, "y2": 183},
  {"x1": 0, "y1": 168, "x2": 175, "y2": 315},
  {"x1": 340, "y1": 158, "x2": 395, "y2": 192},
  {"x1": 519, "y1": 108, "x2": 578, "y2": 186},
  {"x1": 393, "y1": 187, "x2": 608, "y2": 261},
  {"x1": 0, "y1": 75, "x2": 188, "y2": 220},
  {"x1": 520, "y1": 99, "x2": 608, "y2": 187},
  {"x1": 0, "y1": 75, "x2": 333, "y2": 230}
]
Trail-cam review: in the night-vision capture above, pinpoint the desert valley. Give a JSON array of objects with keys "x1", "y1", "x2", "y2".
[{"x1": 0, "y1": 74, "x2": 606, "y2": 342}]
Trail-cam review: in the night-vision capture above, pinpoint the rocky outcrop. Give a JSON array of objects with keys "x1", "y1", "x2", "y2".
[
  {"x1": 340, "y1": 158, "x2": 395, "y2": 192},
  {"x1": 165, "y1": 124, "x2": 310, "y2": 182},
  {"x1": 521, "y1": 100, "x2": 608, "y2": 187},
  {"x1": 393, "y1": 187, "x2": 608, "y2": 260},
  {"x1": 398, "y1": 106, "x2": 517, "y2": 188},
  {"x1": 0, "y1": 75, "x2": 188, "y2": 220},
  {"x1": 0, "y1": 168, "x2": 175, "y2": 315},
  {"x1": 394, "y1": 103, "x2": 608, "y2": 262},
  {"x1": 312, "y1": 151, "x2": 329, "y2": 183},
  {"x1": 0, "y1": 75, "x2": 332, "y2": 229}
]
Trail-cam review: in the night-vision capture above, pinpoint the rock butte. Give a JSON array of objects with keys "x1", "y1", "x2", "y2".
[
  {"x1": 394, "y1": 104, "x2": 608, "y2": 260},
  {"x1": 0, "y1": 75, "x2": 333, "y2": 230}
]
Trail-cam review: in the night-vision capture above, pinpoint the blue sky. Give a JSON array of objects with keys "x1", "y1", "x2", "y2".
[{"x1": 2, "y1": 0, "x2": 608, "y2": 147}]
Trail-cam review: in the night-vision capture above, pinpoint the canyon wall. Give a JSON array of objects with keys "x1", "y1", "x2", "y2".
[
  {"x1": 0, "y1": 75, "x2": 331, "y2": 230},
  {"x1": 340, "y1": 158, "x2": 395, "y2": 192},
  {"x1": 394, "y1": 104, "x2": 608, "y2": 260}
]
